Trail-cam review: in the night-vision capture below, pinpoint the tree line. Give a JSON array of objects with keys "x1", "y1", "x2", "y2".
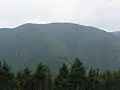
[{"x1": 0, "y1": 58, "x2": 120, "y2": 90}]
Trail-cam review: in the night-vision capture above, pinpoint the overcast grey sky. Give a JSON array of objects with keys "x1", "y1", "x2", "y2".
[{"x1": 0, "y1": 0, "x2": 120, "y2": 31}]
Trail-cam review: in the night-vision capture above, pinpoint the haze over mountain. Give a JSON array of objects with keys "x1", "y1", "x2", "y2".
[{"x1": 0, "y1": 23, "x2": 120, "y2": 72}]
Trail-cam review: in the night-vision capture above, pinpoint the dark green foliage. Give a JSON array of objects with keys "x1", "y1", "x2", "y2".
[
  {"x1": 45, "y1": 66, "x2": 53, "y2": 90},
  {"x1": 0, "y1": 61, "x2": 15, "y2": 90},
  {"x1": 54, "y1": 63, "x2": 69, "y2": 90},
  {"x1": 86, "y1": 68, "x2": 103, "y2": 90},
  {"x1": 69, "y1": 58, "x2": 86, "y2": 90},
  {"x1": 33, "y1": 63, "x2": 48, "y2": 90},
  {"x1": 1, "y1": 58, "x2": 120, "y2": 90}
]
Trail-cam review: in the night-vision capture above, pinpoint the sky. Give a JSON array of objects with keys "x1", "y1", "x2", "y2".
[{"x1": 0, "y1": 0, "x2": 120, "y2": 31}]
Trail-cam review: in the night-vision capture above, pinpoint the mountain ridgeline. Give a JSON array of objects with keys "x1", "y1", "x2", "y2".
[{"x1": 0, "y1": 23, "x2": 120, "y2": 72}]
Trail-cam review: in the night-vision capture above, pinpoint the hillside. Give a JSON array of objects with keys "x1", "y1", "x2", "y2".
[{"x1": 0, "y1": 23, "x2": 120, "y2": 72}]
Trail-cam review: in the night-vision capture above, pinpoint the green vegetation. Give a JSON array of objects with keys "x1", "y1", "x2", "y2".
[
  {"x1": 0, "y1": 23, "x2": 120, "y2": 71},
  {"x1": 1, "y1": 58, "x2": 120, "y2": 90}
]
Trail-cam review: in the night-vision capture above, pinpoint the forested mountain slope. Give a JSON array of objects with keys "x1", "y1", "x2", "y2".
[{"x1": 0, "y1": 23, "x2": 120, "y2": 71}]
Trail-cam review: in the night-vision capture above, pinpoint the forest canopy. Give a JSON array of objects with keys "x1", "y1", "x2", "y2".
[{"x1": 0, "y1": 58, "x2": 120, "y2": 90}]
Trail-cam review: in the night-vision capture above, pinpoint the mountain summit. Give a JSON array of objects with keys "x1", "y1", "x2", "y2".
[{"x1": 0, "y1": 23, "x2": 120, "y2": 72}]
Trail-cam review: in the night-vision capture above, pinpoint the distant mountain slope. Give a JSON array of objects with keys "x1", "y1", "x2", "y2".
[
  {"x1": 112, "y1": 31, "x2": 120, "y2": 37},
  {"x1": 0, "y1": 23, "x2": 120, "y2": 72}
]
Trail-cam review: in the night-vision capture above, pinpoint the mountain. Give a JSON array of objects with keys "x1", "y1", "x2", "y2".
[
  {"x1": 112, "y1": 31, "x2": 120, "y2": 37},
  {"x1": 0, "y1": 23, "x2": 120, "y2": 73}
]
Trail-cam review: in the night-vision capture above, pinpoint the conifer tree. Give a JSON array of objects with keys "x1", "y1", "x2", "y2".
[
  {"x1": 69, "y1": 58, "x2": 86, "y2": 90},
  {"x1": 33, "y1": 62, "x2": 48, "y2": 90},
  {"x1": 54, "y1": 63, "x2": 69, "y2": 90}
]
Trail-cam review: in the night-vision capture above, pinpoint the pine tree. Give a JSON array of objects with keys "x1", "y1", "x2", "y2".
[
  {"x1": 22, "y1": 68, "x2": 33, "y2": 90},
  {"x1": 54, "y1": 63, "x2": 69, "y2": 90},
  {"x1": 45, "y1": 66, "x2": 53, "y2": 90},
  {"x1": 33, "y1": 62, "x2": 48, "y2": 90},
  {"x1": 86, "y1": 68, "x2": 103, "y2": 90},
  {"x1": 16, "y1": 70, "x2": 24, "y2": 90},
  {"x1": 0, "y1": 61, "x2": 15, "y2": 90},
  {"x1": 103, "y1": 70, "x2": 114, "y2": 90},
  {"x1": 69, "y1": 58, "x2": 86, "y2": 90}
]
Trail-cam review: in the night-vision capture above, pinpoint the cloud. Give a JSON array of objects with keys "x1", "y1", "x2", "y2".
[{"x1": 0, "y1": 0, "x2": 120, "y2": 31}]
